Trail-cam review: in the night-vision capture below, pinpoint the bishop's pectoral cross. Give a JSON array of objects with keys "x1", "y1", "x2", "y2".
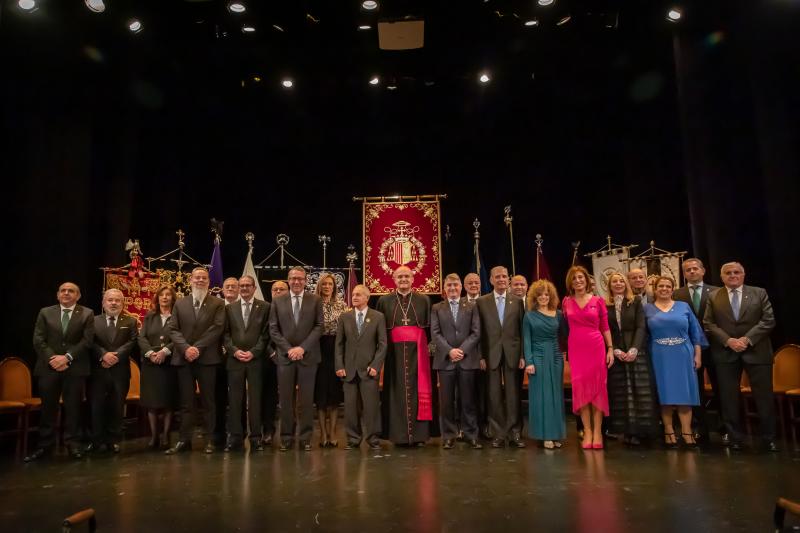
[{"x1": 401, "y1": 316, "x2": 410, "y2": 326}]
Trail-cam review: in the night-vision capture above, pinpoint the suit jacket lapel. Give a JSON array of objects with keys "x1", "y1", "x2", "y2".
[{"x1": 737, "y1": 285, "x2": 752, "y2": 320}]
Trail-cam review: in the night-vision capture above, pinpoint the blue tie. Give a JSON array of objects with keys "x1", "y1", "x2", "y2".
[
  {"x1": 731, "y1": 289, "x2": 740, "y2": 320},
  {"x1": 497, "y1": 295, "x2": 505, "y2": 326},
  {"x1": 450, "y1": 300, "x2": 459, "y2": 322}
]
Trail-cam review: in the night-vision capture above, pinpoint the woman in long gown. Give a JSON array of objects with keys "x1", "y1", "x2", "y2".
[
  {"x1": 523, "y1": 280, "x2": 567, "y2": 449},
  {"x1": 604, "y1": 272, "x2": 659, "y2": 445},
  {"x1": 562, "y1": 266, "x2": 614, "y2": 449},
  {"x1": 314, "y1": 273, "x2": 347, "y2": 447},
  {"x1": 645, "y1": 276, "x2": 708, "y2": 448}
]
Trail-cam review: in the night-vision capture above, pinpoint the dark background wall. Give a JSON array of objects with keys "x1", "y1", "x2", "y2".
[{"x1": 2, "y1": 0, "x2": 797, "y2": 367}]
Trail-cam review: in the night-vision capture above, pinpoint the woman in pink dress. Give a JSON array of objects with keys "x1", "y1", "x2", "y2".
[{"x1": 562, "y1": 266, "x2": 614, "y2": 449}]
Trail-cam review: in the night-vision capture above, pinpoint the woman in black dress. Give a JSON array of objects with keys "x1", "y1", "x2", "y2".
[
  {"x1": 138, "y1": 285, "x2": 178, "y2": 449},
  {"x1": 604, "y1": 272, "x2": 659, "y2": 445},
  {"x1": 315, "y1": 273, "x2": 346, "y2": 447}
]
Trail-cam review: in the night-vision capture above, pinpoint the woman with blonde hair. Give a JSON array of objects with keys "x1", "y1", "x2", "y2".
[
  {"x1": 604, "y1": 271, "x2": 659, "y2": 445},
  {"x1": 562, "y1": 266, "x2": 614, "y2": 449},
  {"x1": 315, "y1": 273, "x2": 347, "y2": 447},
  {"x1": 523, "y1": 280, "x2": 568, "y2": 449}
]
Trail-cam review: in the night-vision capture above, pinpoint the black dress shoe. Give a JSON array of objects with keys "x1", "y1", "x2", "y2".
[
  {"x1": 23, "y1": 447, "x2": 49, "y2": 462},
  {"x1": 368, "y1": 440, "x2": 381, "y2": 451},
  {"x1": 204, "y1": 442, "x2": 215, "y2": 454},
  {"x1": 764, "y1": 441, "x2": 780, "y2": 453},
  {"x1": 442, "y1": 439, "x2": 455, "y2": 449},
  {"x1": 111, "y1": 443, "x2": 121, "y2": 454},
  {"x1": 492, "y1": 438, "x2": 505, "y2": 448},
  {"x1": 729, "y1": 441, "x2": 744, "y2": 452},
  {"x1": 279, "y1": 440, "x2": 292, "y2": 452},
  {"x1": 85, "y1": 443, "x2": 107, "y2": 454},
  {"x1": 301, "y1": 441, "x2": 312, "y2": 451},
  {"x1": 510, "y1": 436, "x2": 526, "y2": 448},
  {"x1": 251, "y1": 440, "x2": 264, "y2": 452},
  {"x1": 262, "y1": 435, "x2": 273, "y2": 446},
  {"x1": 721, "y1": 433, "x2": 731, "y2": 446},
  {"x1": 469, "y1": 439, "x2": 483, "y2": 450},
  {"x1": 456, "y1": 430, "x2": 465, "y2": 442},
  {"x1": 165, "y1": 440, "x2": 192, "y2": 455},
  {"x1": 68, "y1": 446, "x2": 84, "y2": 459},
  {"x1": 344, "y1": 441, "x2": 360, "y2": 450}
]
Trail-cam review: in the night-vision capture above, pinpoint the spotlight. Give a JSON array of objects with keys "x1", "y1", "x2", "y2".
[
  {"x1": 282, "y1": 79, "x2": 294, "y2": 88},
  {"x1": 85, "y1": 0, "x2": 105, "y2": 13},
  {"x1": 358, "y1": 25, "x2": 372, "y2": 30},
  {"x1": 667, "y1": 8, "x2": 682, "y2": 22},
  {"x1": 524, "y1": 19, "x2": 539, "y2": 27},
  {"x1": 557, "y1": 15, "x2": 571, "y2": 26},
  {"x1": 537, "y1": 0, "x2": 554, "y2": 6},
  {"x1": 18, "y1": 0, "x2": 37, "y2": 11},
  {"x1": 369, "y1": 76, "x2": 380, "y2": 85},
  {"x1": 479, "y1": 73, "x2": 490, "y2": 84},
  {"x1": 242, "y1": 25, "x2": 256, "y2": 33},
  {"x1": 387, "y1": 85, "x2": 397, "y2": 91},
  {"x1": 227, "y1": 2, "x2": 246, "y2": 13},
  {"x1": 361, "y1": 1, "x2": 378, "y2": 11},
  {"x1": 128, "y1": 19, "x2": 143, "y2": 33}
]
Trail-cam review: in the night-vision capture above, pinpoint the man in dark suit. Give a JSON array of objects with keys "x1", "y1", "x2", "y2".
[
  {"x1": 432, "y1": 274, "x2": 482, "y2": 450},
  {"x1": 268, "y1": 267, "x2": 323, "y2": 451},
  {"x1": 223, "y1": 275, "x2": 270, "y2": 452},
  {"x1": 673, "y1": 257, "x2": 723, "y2": 443},
  {"x1": 26, "y1": 282, "x2": 94, "y2": 461},
  {"x1": 260, "y1": 280, "x2": 289, "y2": 445},
  {"x1": 704, "y1": 261, "x2": 777, "y2": 452},
  {"x1": 335, "y1": 284, "x2": 387, "y2": 450},
  {"x1": 167, "y1": 267, "x2": 226, "y2": 454},
  {"x1": 463, "y1": 272, "x2": 488, "y2": 438},
  {"x1": 476, "y1": 266, "x2": 526, "y2": 448},
  {"x1": 86, "y1": 289, "x2": 138, "y2": 454}
]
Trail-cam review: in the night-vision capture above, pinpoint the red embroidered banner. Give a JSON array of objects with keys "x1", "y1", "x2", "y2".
[
  {"x1": 363, "y1": 200, "x2": 442, "y2": 294},
  {"x1": 103, "y1": 268, "x2": 194, "y2": 327}
]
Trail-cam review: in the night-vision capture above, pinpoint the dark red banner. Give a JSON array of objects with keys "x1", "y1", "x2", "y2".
[{"x1": 363, "y1": 200, "x2": 442, "y2": 294}]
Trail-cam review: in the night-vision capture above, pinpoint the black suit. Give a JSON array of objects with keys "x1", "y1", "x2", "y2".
[
  {"x1": 704, "y1": 284, "x2": 776, "y2": 442},
  {"x1": 169, "y1": 294, "x2": 226, "y2": 442},
  {"x1": 268, "y1": 291, "x2": 323, "y2": 443},
  {"x1": 90, "y1": 313, "x2": 138, "y2": 446},
  {"x1": 32, "y1": 304, "x2": 95, "y2": 449},
  {"x1": 476, "y1": 292, "x2": 525, "y2": 440},
  {"x1": 432, "y1": 299, "x2": 481, "y2": 440},
  {"x1": 335, "y1": 308, "x2": 387, "y2": 443},
  {"x1": 674, "y1": 282, "x2": 720, "y2": 436},
  {"x1": 223, "y1": 298, "x2": 270, "y2": 444}
]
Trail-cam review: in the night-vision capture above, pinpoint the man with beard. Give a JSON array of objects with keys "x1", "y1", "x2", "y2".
[
  {"x1": 167, "y1": 267, "x2": 226, "y2": 454},
  {"x1": 376, "y1": 266, "x2": 433, "y2": 446},
  {"x1": 86, "y1": 289, "x2": 138, "y2": 454}
]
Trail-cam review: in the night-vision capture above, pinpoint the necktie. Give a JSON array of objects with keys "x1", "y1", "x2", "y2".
[
  {"x1": 108, "y1": 315, "x2": 117, "y2": 343},
  {"x1": 357, "y1": 311, "x2": 364, "y2": 334},
  {"x1": 61, "y1": 309, "x2": 71, "y2": 335},
  {"x1": 497, "y1": 295, "x2": 505, "y2": 326},
  {"x1": 194, "y1": 298, "x2": 201, "y2": 317},
  {"x1": 108, "y1": 315, "x2": 115, "y2": 328},
  {"x1": 243, "y1": 301, "x2": 251, "y2": 328},
  {"x1": 691, "y1": 285, "x2": 701, "y2": 314},
  {"x1": 450, "y1": 300, "x2": 459, "y2": 322},
  {"x1": 731, "y1": 289, "x2": 740, "y2": 320},
  {"x1": 293, "y1": 295, "x2": 301, "y2": 324}
]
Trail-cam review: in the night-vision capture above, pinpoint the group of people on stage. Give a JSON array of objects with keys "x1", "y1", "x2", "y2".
[{"x1": 24, "y1": 256, "x2": 777, "y2": 461}]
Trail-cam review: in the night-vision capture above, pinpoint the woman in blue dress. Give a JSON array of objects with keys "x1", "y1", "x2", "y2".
[
  {"x1": 523, "y1": 280, "x2": 568, "y2": 449},
  {"x1": 645, "y1": 276, "x2": 708, "y2": 448}
]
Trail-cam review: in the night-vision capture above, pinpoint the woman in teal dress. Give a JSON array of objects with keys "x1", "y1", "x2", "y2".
[{"x1": 524, "y1": 279, "x2": 568, "y2": 449}]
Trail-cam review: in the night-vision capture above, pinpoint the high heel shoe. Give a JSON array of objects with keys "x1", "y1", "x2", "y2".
[
  {"x1": 681, "y1": 433, "x2": 698, "y2": 448},
  {"x1": 592, "y1": 442, "x2": 604, "y2": 449},
  {"x1": 147, "y1": 435, "x2": 159, "y2": 450},
  {"x1": 663, "y1": 432, "x2": 678, "y2": 449}
]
